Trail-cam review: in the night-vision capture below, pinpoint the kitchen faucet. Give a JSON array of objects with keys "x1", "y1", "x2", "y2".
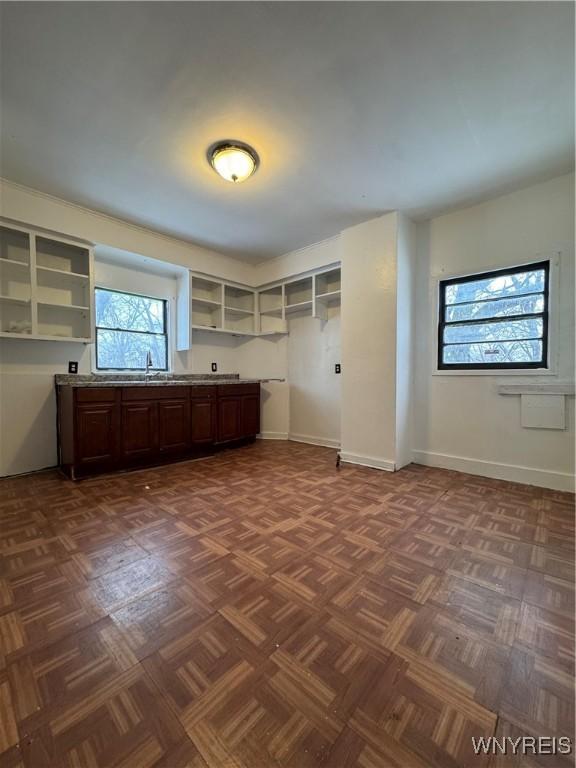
[{"x1": 145, "y1": 350, "x2": 153, "y2": 377}]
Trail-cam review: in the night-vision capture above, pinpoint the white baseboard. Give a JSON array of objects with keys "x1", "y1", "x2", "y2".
[
  {"x1": 339, "y1": 451, "x2": 396, "y2": 472},
  {"x1": 412, "y1": 450, "x2": 575, "y2": 493},
  {"x1": 289, "y1": 433, "x2": 340, "y2": 449},
  {"x1": 257, "y1": 431, "x2": 289, "y2": 440}
]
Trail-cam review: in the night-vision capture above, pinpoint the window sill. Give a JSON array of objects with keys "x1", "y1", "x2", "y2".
[{"x1": 432, "y1": 368, "x2": 556, "y2": 377}]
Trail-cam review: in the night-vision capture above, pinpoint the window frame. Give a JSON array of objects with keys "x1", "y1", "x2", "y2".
[
  {"x1": 437, "y1": 260, "x2": 550, "y2": 371},
  {"x1": 94, "y1": 287, "x2": 169, "y2": 372}
]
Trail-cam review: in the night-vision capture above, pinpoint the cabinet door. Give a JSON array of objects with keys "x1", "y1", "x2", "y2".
[
  {"x1": 158, "y1": 399, "x2": 190, "y2": 454},
  {"x1": 241, "y1": 394, "x2": 260, "y2": 438},
  {"x1": 76, "y1": 404, "x2": 119, "y2": 466},
  {"x1": 121, "y1": 402, "x2": 158, "y2": 460},
  {"x1": 217, "y1": 397, "x2": 241, "y2": 442},
  {"x1": 191, "y1": 398, "x2": 216, "y2": 444}
]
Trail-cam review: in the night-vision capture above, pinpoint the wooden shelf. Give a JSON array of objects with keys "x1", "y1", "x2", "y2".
[
  {"x1": 38, "y1": 301, "x2": 89, "y2": 311},
  {"x1": 191, "y1": 297, "x2": 222, "y2": 308},
  {"x1": 224, "y1": 306, "x2": 254, "y2": 317},
  {"x1": 0, "y1": 294, "x2": 30, "y2": 304},
  {"x1": 285, "y1": 300, "x2": 313, "y2": 314},
  {"x1": 36, "y1": 265, "x2": 89, "y2": 280},
  {"x1": 0, "y1": 331, "x2": 90, "y2": 342},
  {"x1": 0, "y1": 257, "x2": 29, "y2": 269}
]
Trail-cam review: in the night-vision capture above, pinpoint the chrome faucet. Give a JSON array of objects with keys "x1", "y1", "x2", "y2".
[{"x1": 145, "y1": 350, "x2": 153, "y2": 377}]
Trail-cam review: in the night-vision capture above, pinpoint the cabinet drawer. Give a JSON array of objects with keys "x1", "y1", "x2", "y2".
[
  {"x1": 217, "y1": 383, "x2": 259, "y2": 396},
  {"x1": 75, "y1": 387, "x2": 117, "y2": 403},
  {"x1": 122, "y1": 386, "x2": 189, "y2": 400},
  {"x1": 190, "y1": 385, "x2": 216, "y2": 399}
]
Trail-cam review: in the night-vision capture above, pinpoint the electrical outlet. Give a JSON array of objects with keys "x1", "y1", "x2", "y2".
[
  {"x1": 211, "y1": 362, "x2": 218, "y2": 372},
  {"x1": 335, "y1": 363, "x2": 341, "y2": 374},
  {"x1": 68, "y1": 361, "x2": 78, "y2": 374}
]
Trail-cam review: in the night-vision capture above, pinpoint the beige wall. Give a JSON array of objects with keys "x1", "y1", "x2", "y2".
[{"x1": 413, "y1": 173, "x2": 575, "y2": 491}]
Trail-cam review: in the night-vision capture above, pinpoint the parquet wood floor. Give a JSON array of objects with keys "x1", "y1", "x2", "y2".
[{"x1": 0, "y1": 441, "x2": 574, "y2": 767}]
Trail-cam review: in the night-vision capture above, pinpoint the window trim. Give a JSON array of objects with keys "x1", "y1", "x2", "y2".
[
  {"x1": 437, "y1": 260, "x2": 550, "y2": 371},
  {"x1": 94, "y1": 286, "x2": 169, "y2": 371}
]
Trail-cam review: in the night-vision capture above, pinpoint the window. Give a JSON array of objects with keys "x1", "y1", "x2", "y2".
[
  {"x1": 438, "y1": 261, "x2": 549, "y2": 370},
  {"x1": 95, "y1": 288, "x2": 168, "y2": 370}
]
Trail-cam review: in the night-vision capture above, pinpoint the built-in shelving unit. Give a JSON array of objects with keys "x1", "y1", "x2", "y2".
[
  {"x1": 224, "y1": 285, "x2": 256, "y2": 334},
  {"x1": 313, "y1": 267, "x2": 341, "y2": 321},
  {"x1": 258, "y1": 285, "x2": 287, "y2": 334},
  {"x1": 176, "y1": 264, "x2": 341, "y2": 349},
  {"x1": 0, "y1": 222, "x2": 94, "y2": 342}
]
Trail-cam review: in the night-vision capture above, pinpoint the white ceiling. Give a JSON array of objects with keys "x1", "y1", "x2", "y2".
[{"x1": 1, "y1": 2, "x2": 573, "y2": 262}]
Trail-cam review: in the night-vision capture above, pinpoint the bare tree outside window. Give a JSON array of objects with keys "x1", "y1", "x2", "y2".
[
  {"x1": 438, "y1": 262, "x2": 549, "y2": 369},
  {"x1": 95, "y1": 288, "x2": 168, "y2": 370}
]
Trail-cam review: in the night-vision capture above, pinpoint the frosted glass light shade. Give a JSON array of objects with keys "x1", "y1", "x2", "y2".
[{"x1": 209, "y1": 142, "x2": 258, "y2": 183}]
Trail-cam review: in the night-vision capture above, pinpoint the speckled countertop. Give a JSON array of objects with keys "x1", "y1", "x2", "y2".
[{"x1": 54, "y1": 373, "x2": 262, "y2": 388}]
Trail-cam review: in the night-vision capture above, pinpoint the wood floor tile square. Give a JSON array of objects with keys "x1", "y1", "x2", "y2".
[
  {"x1": 311, "y1": 530, "x2": 385, "y2": 573},
  {"x1": 447, "y1": 549, "x2": 527, "y2": 599},
  {"x1": 515, "y1": 603, "x2": 575, "y2": 665},
  {"x1": 272, "y1": 554, "x2": 354, "y2": 609},
  {"x1": 6, "y1": 617, "x2": 138, "y2": 733},
  {"x1": 463, "y1": 531, "x2": 533, "y2": 569},
  {"x1": 523, "y1": 571, "x2": 575, "y2": 618},
  {"x1": 15, "y1": 665, "x2": 205, "y2": 768},
  {"x1": 0, "y1": 539, "x2": 69, "y2": 579},
  {"x1": 431, "y1": 576, "x2": 520, "y2": 645},
  {"x1": 395, "y1": 606, "x2": 510, "y2": 710},
  {"x1": 488, "y1": 718, "x2": 574, "y2": 768},
  {"x1": 219, "y1": 584, "x2": 314, "y2": 652},
  {"x1": 390, "y1": 531, "x2": 457, "y2": 570},
  {"x1": 328, "y1": 577, "x2": 419, "y2": 651},
  {"x1": 0, "y1": 589, "x2": 104, "y2": 661},
  {"x1": 366, "y1": 551, "x2": 442, "y2": 604},
  {"x1": 110, "y1": 582, "x2": 213, "y2": 660},
  {"x1": 130, "y1": 518, "x2": 199, "y2": 551},
  {"x1": 84, "y1": 557, "x2": 178, "y2": 614},
  {"x1": 534, "y1": 526, "x2": 575, "y2": 556},
  {"x1": 57, "y1": 519, "x2": 127, "y2": 554},
  {"x1": 71, "y1": 538, "x2": 150, "y2": 580},
  {"x1": 500, "y1": 648, "x2": 575, "y2": 741},
  {"x1": 339, "y1": 518, "x2": 397, "y2": 548},
  {"x1": 0, "y1": 561, "x2": 88, "y2": 616},
  {"x1": 233, "y1": 535, "x2": 302, "y2": 575},
  {"x1": 349, "y1": 669, "x2": 496, "y2": 768},
  {"x1": 270, "y1": 611, "x2": 403, "y2": 721},
  {"x1": 473, "y1": 514, "x2": 538, "y2": 543},
  {"x1": 529, "y1": 545, "x2": 575, "y2": 582},
  {"x1": 154, "y1": 537, "x2": 229, "y2": 577},
  {"x1": 184, "y1": 554, "x2": 268, "y2": 609}
]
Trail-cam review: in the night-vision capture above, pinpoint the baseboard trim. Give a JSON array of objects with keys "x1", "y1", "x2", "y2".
[
  {"x1": 257, "y1": 431, "x2": 289, "y2": 441},
  {"x1": 339, "y1": 452, "x2": 396, "y2": 472},
  {"x1": 288, "y1": 433, "x2": 340, "y2": 449},
  {"x1": 412, "y1": 450, "x2": 575, "y2": 493}
]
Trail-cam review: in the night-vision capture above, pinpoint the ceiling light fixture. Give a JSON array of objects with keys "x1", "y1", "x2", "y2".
[{"x1": 208, "y1": 141, "x2": 259, "y2": 183}]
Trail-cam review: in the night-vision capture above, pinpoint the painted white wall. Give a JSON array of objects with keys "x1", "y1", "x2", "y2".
[
  {"x1": 395, "y1": 213, "x2": 417, "y2": 469},
  {"x1": 287, "y1": 308, "x2": 341, "y2": 447},
  {"x1": 340, "y1": 213, "x2": 399, "y2": 469},
  {"x1": 413, "y1": 173, "x2": 575, "y2": 491}
]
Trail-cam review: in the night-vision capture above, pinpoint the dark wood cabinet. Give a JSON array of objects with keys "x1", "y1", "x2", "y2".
[
  {"x1": 241, "y1": 394, "x2": 260, "y2": 438},
  {"x1": 158, "y1": 399, "x2": 190, "y2": 454},
  {"x1": 191, "y1": 398, "x2": 216, "y2": 444},
  {"x1": 57, "y1": 381, "x2": 260, "y2": 479},
  {"x1": 217, "y1": 397, "x2": 241, "y2": 442},
  {"x1": 121, "y1": 401, "x2": 158, "y2": 460},
  {"x1": 76, "y1": 403, "x2": 118, "y2": 468}
]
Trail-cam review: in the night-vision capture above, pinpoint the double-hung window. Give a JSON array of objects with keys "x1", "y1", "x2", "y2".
[
  {"x1": 95, "y1": 288, "x2": 168, "y2": 370},
  {"x1": 438, "y1": 261, "x2": 549, "y2": 370}
]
